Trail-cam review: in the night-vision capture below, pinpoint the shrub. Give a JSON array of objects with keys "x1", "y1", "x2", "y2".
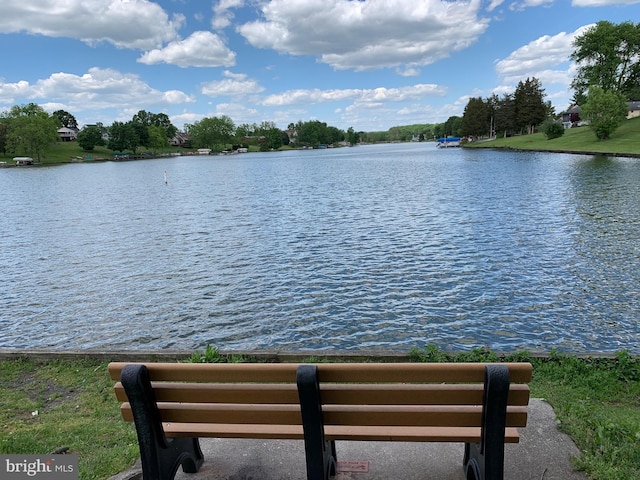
[{"x1": 542, "y1": 119, "x2": 565, "y2": 140}]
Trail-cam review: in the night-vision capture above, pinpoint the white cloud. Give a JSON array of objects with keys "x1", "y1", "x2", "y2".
[
  {"x1": 262, "y1": 84, "x2": 446, "y2": 107},
  {"x1": 0, "y1": 67, "x2": 194, "y2": 113},
  {"x1": 237, "y1": 0, "x2": 489, "y2": 71},
  {"x1": 494, "y1": 26, "x2": 591, "y2": 83},
  {"x1": 138, "y1": 31, "x2": 236, "y2": 67},
  {"x1": 201, "y1": 71, "x2": 265, "y2": 97},
  {"x1": 485, "y1": 0, "x2": 506, "y2": 11},
  {"x1": 212, "y1": 0, "x2": 244, "y2": 29},
  {"x1": 0, "y1": 0, "x2": 183, "y2": 50}
]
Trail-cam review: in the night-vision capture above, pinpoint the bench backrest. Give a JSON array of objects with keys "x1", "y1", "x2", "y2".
[{"x1": 108, "y1": 362, "x2": 532, "y2": 441}]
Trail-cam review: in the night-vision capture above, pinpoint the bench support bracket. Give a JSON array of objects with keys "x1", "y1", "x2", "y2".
[
  {"x1": 463, "y1": 365, "x2": 510, "y2": 480},
  {"x1": 121, "y1": 364, "x2": 204, "y2": 480},
  {"x1": 297, "y1": 365, "x2": 337, "y2": 480}
]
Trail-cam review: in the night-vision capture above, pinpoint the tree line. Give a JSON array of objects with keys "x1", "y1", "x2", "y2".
[{"x1": 0, "y1": 104, "x2": 364, "y2": 161}]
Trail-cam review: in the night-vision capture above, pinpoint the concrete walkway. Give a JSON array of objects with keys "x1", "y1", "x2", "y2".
[{"x1": 110, "y1": 399, "x2": 586, "y2": 480}]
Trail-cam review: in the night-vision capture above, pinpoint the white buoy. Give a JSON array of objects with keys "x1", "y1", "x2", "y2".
[{"x1": 164, "y1": 170, "x2": 168, "y2": 185}]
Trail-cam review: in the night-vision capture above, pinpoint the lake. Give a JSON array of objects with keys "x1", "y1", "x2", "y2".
[{"x1": 1, "y1": 143, "x2": 639, "y2": 354}]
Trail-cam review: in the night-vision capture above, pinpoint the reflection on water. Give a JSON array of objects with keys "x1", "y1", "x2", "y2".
[{"x1": 0, "y1": 144, "x2": 638, "y2": 353}]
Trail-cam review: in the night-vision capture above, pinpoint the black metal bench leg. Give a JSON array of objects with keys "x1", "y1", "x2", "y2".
[
  {"x1": 121, "y1": 365, "x2": 204, "y2": 480},
  {"x1": 297, "y1": 365, "x2": 337, "y2": 480},
  {"x1": 462, "y1": 365, "x2": 510, "y2": 480}
]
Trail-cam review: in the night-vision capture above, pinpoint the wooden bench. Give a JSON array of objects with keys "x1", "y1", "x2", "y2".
[{"x1": 109, "y1": 361, "x2": 532, "y2": 480}]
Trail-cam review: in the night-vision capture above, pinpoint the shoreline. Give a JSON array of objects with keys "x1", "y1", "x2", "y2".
[
  {"x1": 465, "y1": 144, "x2": 640, "y2": 159},
  {"x1": 0, "y1": 347, "x2": 628, "y2": 363}
]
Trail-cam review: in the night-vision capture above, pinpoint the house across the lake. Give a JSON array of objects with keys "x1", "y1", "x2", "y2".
[
  {"x1": 57, "y1": 127, "x2": 78, "y2": 142},
  {"x1": 562, "y1": 101, "x2": 640, "y2": 128}
]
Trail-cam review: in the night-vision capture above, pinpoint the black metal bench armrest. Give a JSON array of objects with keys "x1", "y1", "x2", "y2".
[{"x1": 121, "y1": 364, "x2": 204, "y2": 480}]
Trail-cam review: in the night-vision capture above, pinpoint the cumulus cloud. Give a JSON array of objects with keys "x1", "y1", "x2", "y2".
[
  {"x1": 212, "y1": 0, "x2": 245, "y2": 29},
  {"x1": 262, "y1": 84, "x2": 446, "y2": 107},
  {"x1": 201, "y1": 71, "x2": 264, "y2": 97},
  {"x1": 494, "y1": 26, "x2": 591, "y2": 84},
  {"x1": 0, "y1": 67, "x2": 194, "y2": 112},
  {"x1": 138, "y1": 31, "x2": 236, "y2": 67},
  {"x1": 0, "y1": 0, "x2": 183, "y2": 50},
  {"x1": 237, "y1": 0, "x2": 489, "y2": 71}
]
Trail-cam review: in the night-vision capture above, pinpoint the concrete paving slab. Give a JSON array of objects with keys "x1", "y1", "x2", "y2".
[{"x1": 110, "y1": 399, "x2": 586, "y2": 480}]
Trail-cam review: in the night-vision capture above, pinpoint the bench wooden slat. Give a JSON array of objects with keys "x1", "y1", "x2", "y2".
[
  {"x1": 113, "y1": 382, "x2": 300, "y2": 404},
  {"x1": 121, "y1": 403, "x2": 302, "y2": 425},
  {"x1": 108, "y1": 362, "x2": 299, "y2": 383},
  {"x1": 162, "y1": 422, "x2": 304, "y2": 439},
  {"x1": 109, "y1": 362, "x2": 532, "y2": 384},
  {"x1": 320, "y1": 383, "x2": 530, "y2": 406},
  {"x1": 321, "y1": 405, "x2": 528, "y2": 428},
  {"x1": 324, "y1": 426, "x2": 521, "y2": 443},
  {"x1": 315, "y1": 362, "x2": 533, "y2": 384},
  {"x1": 119, "y1": 403, "x2": 526, "y2": 428},
  {"x1": 158, "y1": 423, "x2": 521, "y2": 444},
  {"x1": 113, "y1": 382, "x2": 530, "y2": 406}
]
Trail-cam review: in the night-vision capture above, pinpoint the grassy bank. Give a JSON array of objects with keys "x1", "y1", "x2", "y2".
[
  {"x1": 466, "y1": 116, "x2": 640, "y2": 156},
  {"x1": 1, "y1": 350, "x2": 639, "y2": 480}
]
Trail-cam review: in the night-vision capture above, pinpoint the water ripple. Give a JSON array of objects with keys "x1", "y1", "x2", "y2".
[{"x1": 1, "y1": 146, "x2": 639, "y2": 353}]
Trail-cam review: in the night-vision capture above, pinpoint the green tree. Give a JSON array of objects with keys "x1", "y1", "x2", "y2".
[
  {"x1": 108, "y1": 121, "x2": 139, "y2": 152},
  {"x1": 261, "y1": 127, "x2": 283, "y2": 151},
  {"x1": 346, "y1": 127, "x2": 360, "y2": 145},
  {"x1": 443, "y1": 116, "x2": 462, "y2": 137},
  {"x1": 581, "y1": 86, "x2": 628, "y2": 140},
  {"x1": 185, "y1": 116, "x2": 235, "y2": 150},
  {"x1": 461, "y1": 97, "x2": 489, "y2": 137},
  {"x1": 571, "y1": 21, "x2": 640, "y2": 101},
  {"x1": 514, "y1": 77, "x2": 547, "y2": 134},
  {"x1": 296, "y1": 120, "x2": 330, "y2": 146},
  {"x1": 541, "y1": 119, "x2": 565, "y2": 140},
  {"x1": 131, "y1": 110, "x2": 178, "y2": 147},
  {"x1": 52, "y1": 110, "x2": 78, "y2": 129},
  {"x1": 77, "y1": 125, "x2": 105, "y2": 151},
  {"x1": 493, "y1": 93, "x2": 517, "y2": 137},
  {"x1": 1, "y1": 103, "x2": 59, "y2": 162},
  {"x1": 147, "y1": 125, "x2": 170, "y2": 152}
]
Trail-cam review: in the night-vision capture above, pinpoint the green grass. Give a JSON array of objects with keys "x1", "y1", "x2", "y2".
[
  {"x1": 2, "y1": 349, "x2": 639, "y2": 479},
  {"x1": 466, "y1": 116, "x2": 640, "y2": 156},
  {"x1": 0, "y1": 358, "x2": 139, "y2": 480}
]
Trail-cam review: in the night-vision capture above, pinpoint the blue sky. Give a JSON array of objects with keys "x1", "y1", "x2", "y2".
[{"x1": 1, "y1": 0, "x2": 638, "y2": 132}]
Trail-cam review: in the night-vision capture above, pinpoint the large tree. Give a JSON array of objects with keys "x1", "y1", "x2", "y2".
[
  {"x1": 108, "y1": 121, "x2": 139, "y2": 152},
  {"x1": 77, "y1": 125, "x2": 105, "y2": 151},
  {"x1": 52, "y1": 109, "x2": 78, "y2": 129},
  {"x1": 461, "y1": 97, "x2": 489, "y2": 137},
  {"x1": 571, "y1": 21, "x2": 640, "y2": 101},
  {"x1": 514, "y1": 77, "x2": 547, "y2": 134},
  {"x1": 1, "y1": 103, "x2": 59, "y2": 161},
  {"x1": 185, "y1": 116, "x2": 235, "y2": 150},
  {"x1": 581, "y1": 86, "x2": 628, "y2": 140}
]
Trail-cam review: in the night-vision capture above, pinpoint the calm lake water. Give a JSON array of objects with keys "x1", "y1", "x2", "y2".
[{"x1": 1, "y1": 143, "x2": 639, "y2": 353}]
